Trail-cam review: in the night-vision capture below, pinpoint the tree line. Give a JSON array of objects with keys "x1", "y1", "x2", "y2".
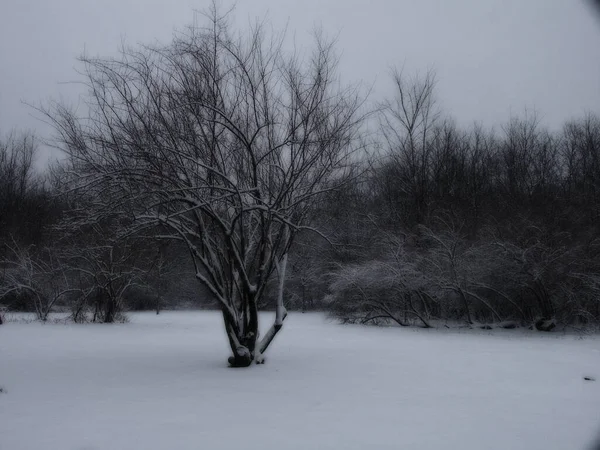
[{"x1": 321, "y1": 109, "x2": 600, "y2": 331}]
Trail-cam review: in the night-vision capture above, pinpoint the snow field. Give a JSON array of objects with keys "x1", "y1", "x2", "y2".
[{"x1": 1, "y1": 312, "x2": 599, "y2": 450}]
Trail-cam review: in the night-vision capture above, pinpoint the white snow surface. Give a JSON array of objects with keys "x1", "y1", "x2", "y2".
[{"x1": 1, "y1": 312, "x2": 599, "y2": 450}]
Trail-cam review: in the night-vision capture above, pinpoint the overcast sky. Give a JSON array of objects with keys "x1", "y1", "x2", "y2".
[{"x1": 1, "y1": 0, "x2": 600, "y2": 165}]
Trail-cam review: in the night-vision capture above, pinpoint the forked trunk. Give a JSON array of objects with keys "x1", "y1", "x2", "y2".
[
  {"x1": 223, "y1": 307, "x2": 257, "y2": 368},
  {"x1": 224, "y1": 254, "x2": 289, "y2": 367}
]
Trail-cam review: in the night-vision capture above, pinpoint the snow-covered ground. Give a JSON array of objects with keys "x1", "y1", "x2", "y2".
[{"x1": 1, "y1": 311, "x2": 599, "y2": 450}]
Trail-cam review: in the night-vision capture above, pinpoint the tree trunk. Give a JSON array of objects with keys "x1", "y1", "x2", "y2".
[
  {"x1": 225, "y1": 254, "x2": 289, "y2": 367},
  {"x1": 257, "y1": 253, "x2": 288, "y2": 359},
  {"x1": 104, "y1": 296, "x2": 116, "y2": 323},
  {"x1": 457, "y1": 288, "x2": 473, "y2": 325},
  {"x1": 224, "y1": 308, "x2": 255, "y2": 368}
]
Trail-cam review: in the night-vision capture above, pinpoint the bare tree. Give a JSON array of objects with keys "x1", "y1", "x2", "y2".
[
  {"x1": 46, "y1": 6, "x2": 366, "y2": 366},
  {"x1": 560, "y1": 114, "x2": 600, "y2": 226},
  {"x1": 0, "y1": 131, "x2": 51, "y2": 247},
  {"x1": 379, "y1": 68, "x2": 439, "y2": 225},
  {"x1": 0, "y1": 243, "x2": 78, "y2": 321},
  {"x1": 489, "y1": 229, "x2": 588, "y2": 330},
  {"x1": 418, "y1": 219, "x2": 532, "y2": 326},
  {"x1": 0, "y1": 131, "x2": 36, "y2": 204},
  {"x1": 64, "y1": 236, "x2": 143, "y2": 323}
]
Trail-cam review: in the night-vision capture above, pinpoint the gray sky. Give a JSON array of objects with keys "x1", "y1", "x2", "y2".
[{"x1": 1, "y1": 0, "x2": 600, "y2": 165}]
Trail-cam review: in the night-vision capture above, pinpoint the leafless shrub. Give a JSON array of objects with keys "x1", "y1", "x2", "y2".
[
  {"x1": 0, "y1": 242, "x2": 79, "y2": 321},
  {"x1": 327, "y1": 235, "x2": 435, "y2": 328}
]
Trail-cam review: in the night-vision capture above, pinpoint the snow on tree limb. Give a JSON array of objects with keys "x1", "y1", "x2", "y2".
[{"x1": 42, "y1": 3, "x2": 366, "y2": 364}]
